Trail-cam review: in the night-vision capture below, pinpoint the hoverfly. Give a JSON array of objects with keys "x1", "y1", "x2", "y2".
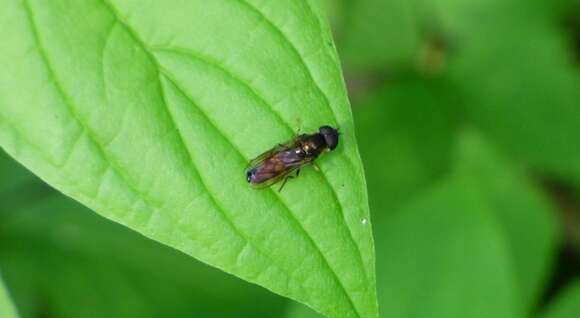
[{"x1": 246, "y1": 125, "x2": 339, "y2": 191}]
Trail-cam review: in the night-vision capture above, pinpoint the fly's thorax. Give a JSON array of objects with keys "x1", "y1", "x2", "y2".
[{"x1": 300, "y1": 134, "x2": 327, "y2": 158}]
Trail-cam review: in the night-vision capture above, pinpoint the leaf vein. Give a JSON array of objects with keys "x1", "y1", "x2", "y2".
[
  {"x1": 234, "y1": 0, "x2": 338, "y2": 123},
  {"x1": 21, "y1": 0, "x2": 164, "y2": 217}
]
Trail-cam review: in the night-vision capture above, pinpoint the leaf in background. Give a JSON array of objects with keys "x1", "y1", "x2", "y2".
[
  {"x1": 0, "y1": 1, "x2": 377, "y2": 317},
  {"x1": 0, "y1": 150, "x2": 37, "y2": 195},
  {"x1": 453, "y1": 26, "x2": 580, "y2": 189},
  {"x1": 540, "y1": 280, "x2": 580, "y2": 318},
  {"x1": 373, "y1": 175, "x2": 516, "y2": 318},
  {"x1": 354, "y1": 76, "x2": 456, "y2": 219},
  {"x1": 0, "y1": 149, "x2": 54, "y2": 214},
  {"x1": 285, "y1": 300, "x2": 323, "y2": 318},
  {"x1": 0, "y1": 194, "x2": 287, "y2": 318},
  {"x1": 319, "y1": 0, "x2": 348, "y2": 31},
  {"x1": 427, "y1": 0, "x2": 567, "y2": 33},
  {"x1": 452, "y1": 133, "x2": 559, "y2": 315},
  {"x1": 337, "y1": 0, "x2": 423, "y2": 71},
  {"x1": 0, "y1": 272, "x2": 19, "y2": 318},
  {"x1": 342, "y1": 132, "x2": 554, "y2": 318},
  {"x1": 438, "y1": 0, "x2": 580, "y2": 191}
]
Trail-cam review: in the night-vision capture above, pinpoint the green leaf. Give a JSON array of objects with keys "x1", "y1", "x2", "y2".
[
  {"x1": 373, "y1": 175, "x2": 516, "y2": 318},
  {"x1": 540, "y1": 280, "x2": 580, "y2": 318},
  {"x1": 0, "y1": 150, "x2": 54, "y2": 213},
  {"x1": 330, "y1": 0, "x2": 568, "y2": 72},
  {"x1": 0, "y1": 1, "x2": 377, "y2": 317},
  {"x1": 285, "y1": 301, "x2": 323, "y2": 318},
  {"x1": 440, "y1": 0, "x2": 580, "y2": 190},
  {"x1": 428, "y1": 0, "x2": 566, "y2": 33},
  {"x1": 337, "y1": 0, "x2": 423, "y2": 70},
  {"x1": 0, "y1": 195, "x2": 287, "y2": 318},
  {"x1": 452, "y1": 133, "x2": 559, "y2": 315},
  {"x1": 0, "y1": 150, "x2": 37, "y2": 195},
  {"x1": 354, "y1": 76, "x2": 457, "y2": 218},
  {"x1": 0, "y1": 272, "x2": 19, "y2": 318},
  {"x1": 319, "y1": 0, "x2": 348, "y2": 30}
]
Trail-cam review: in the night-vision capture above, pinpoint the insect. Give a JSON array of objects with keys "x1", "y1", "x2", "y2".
[{"x1": 246, "y1": 125, "x2": 340, "y2": 191}]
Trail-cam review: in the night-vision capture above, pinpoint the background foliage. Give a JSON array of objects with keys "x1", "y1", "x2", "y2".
[{"x1": 1, "y1": 0, "x2": 580, "y2": 317}]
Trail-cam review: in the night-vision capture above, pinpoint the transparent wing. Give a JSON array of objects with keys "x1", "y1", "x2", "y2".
[
  {"x1": 249, "y1": 165, "x2": 300, "y2": 189},
  {"x1": 247, "y1": 138, "x2": 301, "y2": 168}
]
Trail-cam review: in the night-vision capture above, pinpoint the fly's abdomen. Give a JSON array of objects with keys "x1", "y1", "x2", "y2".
[{"x1": 246, "y1": 161, "x2": 284, "y2": 185}]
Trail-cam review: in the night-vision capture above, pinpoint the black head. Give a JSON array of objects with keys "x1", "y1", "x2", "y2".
[{"x1": 319, "y1": 126, "x2": 339, "y2": 150}]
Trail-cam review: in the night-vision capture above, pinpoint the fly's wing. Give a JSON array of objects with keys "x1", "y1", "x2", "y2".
[
  {"x1": 247, "y1": 137, "x2": 302, "y2": 168},
  {"x1": 248, "y1": 148, "x2": 306, "y2": 188},
  {"x1": 250, "y1": 165, "x2": 299, "y2": 188}
]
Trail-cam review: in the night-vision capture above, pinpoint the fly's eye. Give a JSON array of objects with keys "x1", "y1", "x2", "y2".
[
  {"x1": 319, "y1": 126, "x2": 339, "y2": 150},
  {"x1": 246, "y1": 171, "x2": 253, "y2": 183}
]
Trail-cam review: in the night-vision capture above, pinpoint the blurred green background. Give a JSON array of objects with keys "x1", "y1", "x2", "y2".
[{"x1": 1, "y1": 0, "x2": 579, "y2": 317}]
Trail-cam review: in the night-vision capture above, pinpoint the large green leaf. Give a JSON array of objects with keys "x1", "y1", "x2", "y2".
[
  {"x1": 0, "y1": 1, "x2": 377, "y2": 317},
  {"x1": 452, "y1": 133, "x2": 559, "y2": 315},
  {"x1": 452, "y1": 25, "x2": 580, "y2": 187},
  {"x1": 0, "y1": 272, "x2": 19, "y2": 318},
  {"x1": 0, "y1": 194, "x2": 287, "y2": 318},
  {"x1": 436, "y1": 0, "x2": 580, "y2": 190},
  {"x1": 539, "y1": 280, "x2": 580, "y2": 318},
  {"x1": 373, "y1": 176, "x2": 516, "y2": 318},
  {"x1": 354, "y1": 76, "x2": 457, "y2": 218}
]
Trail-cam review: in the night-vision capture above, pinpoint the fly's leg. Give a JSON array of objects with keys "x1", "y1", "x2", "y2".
[
  {"x1": 278, "y1": 169, "x2": 301, "y2": 192},
  {"x1": 278, "y1": 176, "x2": 293, "y2": 192}
]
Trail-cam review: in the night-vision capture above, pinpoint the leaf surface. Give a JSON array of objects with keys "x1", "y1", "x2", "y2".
[
  {"x1": 0, "y1": 1, "x2": 377, "y2": 317},
  {"x1": 438, "y1": 0, "x2": 580, "y2": 190},
  {"x1": 452, "y1": 133, "x2": 559, "y2": 315},
  {"x1": 354, "y1": 77, "x2": 457, "y2": 217},
  {"x1": 338, "y1": 0, "x2": 422, "y2": 71}
]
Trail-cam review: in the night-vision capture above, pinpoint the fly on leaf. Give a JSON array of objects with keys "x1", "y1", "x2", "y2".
[{"x1": 246, "y1": 126, "x2": 339, "y2": 191}]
